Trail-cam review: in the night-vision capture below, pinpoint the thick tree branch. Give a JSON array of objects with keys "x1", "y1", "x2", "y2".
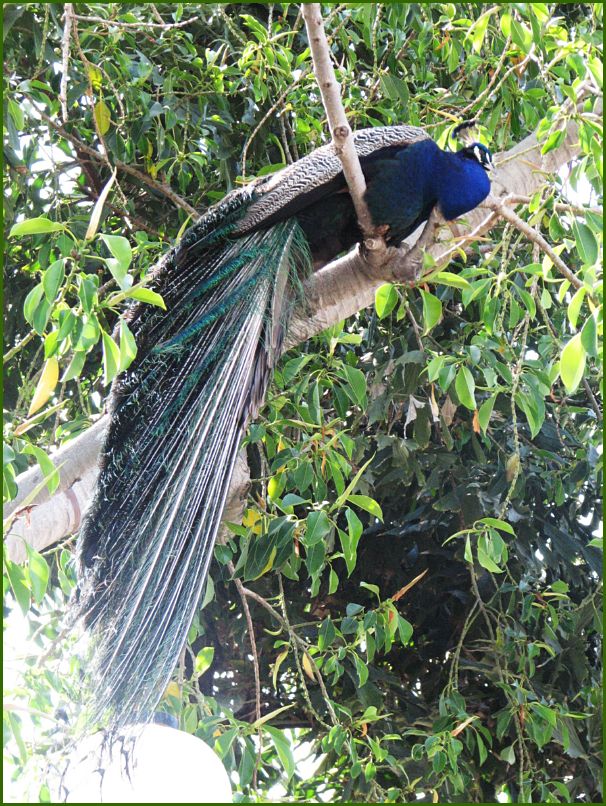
[
  {"x1": 302, "y1": 4, "x2": 373, "y2": 235},
  {"x1": 5, "y1": 95, "x2": 594, "y2": 562}
]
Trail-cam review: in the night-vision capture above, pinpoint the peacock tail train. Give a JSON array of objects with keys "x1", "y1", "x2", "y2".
[{"x1": 75, "y1": 194, "x2": 311, "y2": 730}]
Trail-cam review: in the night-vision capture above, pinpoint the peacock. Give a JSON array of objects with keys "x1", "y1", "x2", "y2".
[{"x1": 73, "y1": 123, "x2": 493, "y2": 732}]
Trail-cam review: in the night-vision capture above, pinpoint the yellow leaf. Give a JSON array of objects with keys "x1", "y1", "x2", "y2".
[
  {"x1": 87, "y1": 65, "x2": 102, "y2": 91},
  {"x1": 28, "y1": 357, "x2": 59, "y2": 416},
  {"x1": 302, "y1": 652, "x2": 316, "y2": 682},
  {"x1": 85, "y1": 168, "x2": 116, "y2": 240},
  {"x1": 164, "y1": 681, "x2": 180, "y2": 700},
  {"x1": 257, "y1": 546, "x2": 277, "y2": 578},
  {"x1": 506, "y1": 453, "x2": 520, "y2": 482},
  {"x1": 242, "y1": 508, "x2": 262, "y2": 535},
  {"x1": 391, "y1": 569, "x2": 428, "y2": 602},
  {"x1": 271, "y1": 650, "x2": 289, "y2": 691},
  {"x1": 94, "y1": 100, "x2": 111, "y2": 135},
  {"x1": 451, "y1": 714, "x2": 478, "y2": 737},
  {"x1": 242, "y1": 508, "x2": 260, "y2": 528}
]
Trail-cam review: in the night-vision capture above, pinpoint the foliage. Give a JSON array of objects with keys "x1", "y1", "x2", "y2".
[{"x1": 3, "y1": 3, "x2": 602, "y2": 803}]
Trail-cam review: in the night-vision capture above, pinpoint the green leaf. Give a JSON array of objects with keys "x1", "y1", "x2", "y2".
[
  {"x1": 352, "y1": 652, "x2": 369, "y2": 687},
  {"x1": 265, "y1": 726, "x2": 295, "y2": 780},
  {"x1": 516, "y1": 389, "x2": 545, "y2": 439},
  {"x1": 427, "y1": 354, "x2": 446, "y2": 382},
  {"x1": 347, "y1": 494, "x2": 383, "y2": 521},
  {"x1": 541, "y1": 129, "x2": 565, "y2": 155},
  {"x1": 4, "y1": 558, "x2": 31, "y2": 615},
  {"x1": 476, "y1": 541, "x2": 503, "y2": 573},
  {"x1": 455, "y1": 366, "x2": 476, "y2": 410},
  {"x1": 342, "y1": 365, "x2": 366, "y2": 407},
  {"x1": 118, "y1": 319, "x2": 137, "y2": 373},
  {"x1": 420, "y1": 289, "x2": 442, "y2": 333},
  {"x1": 510, "y1": 18, "x2": 533, "y2": 51},
  {"x1": 379, "y1": 75, "x2": 409, "y2": 109},
  {"x1": 127, "y1": 287, "x2": 166, "y2": 309},
  {"x1": 101, "y1": 234, "x2": 133, "y2": 277},
  {"x1": 194, "y1": 646, "x2": 215, "y2": 676},
  {"x1": 397, "y1": 615, "x2": 413, "y2": 645},
  {"x1": 42, "y1": 259, "x2": 65, "y2": 303},
  {"x1": 78, "y1": 277, "x2": 98, "y2": 314},
  {"x1": 573, "y1": 221, "x2": 598, "y2": 266},
  {"x1": 101, "y1": 329, "x2": 121, "y2": 385},
  {"x1": 478, "y1": 394, "x2": 496, "y2": 435},
  {"x1": 23, "y1": 284, "x2": 44, "y2": 325},
  {"x1": 431, "y1": 271, "x2": 470, "y2": 289},
  {"x1": 567, "y1": 287, "x2": 586, "y2": 330},
  {"x1": 61, "y1": 350, "x2": 87, "y2": 382},
  {"x1": 341, "y1": 508, "x2": 363, "y2": 575},
  {"x1": 587, "y1": 55, "x2": 603, "y2": 89},
  {"x1": 94, "y1": 100, "x2": 111, "y2": 135},
  {"x1": 375, "y1": 283, "x2": 398, "y2": 319},
  {"x1": 478, "y1": 517, "x2": 514, "y2": 535},
  {"x1": 214, "y1": 727, "x2": 239, "y2": 760},
  {"x1": 580, "y1": 314, "x2": 598, "y2": 357},
  {"x1": 305, "y1": 541, "x2": 325, "y2": 577},
  {"x1": 281, "y1": 354, "x2": 314, "y2": 384},
  {"x1": 8, "y1": 97, "x2": 24, "y2": 130},
  {"x1": 467, "y1": 9, "x2": 491, "y2": 53},
  {"x1": 304, "y1": 510, "x2": 331, "y2": 547},
  {"x1": 559, "y1": 333, "x2": 586, "y2": 394},
  {"x1": 24, "y1": 544, "x2": 49, "y2": 604},
  {"x1": 22, "y1": 444, "x2": 60, "y2": 495},
  {"x1": 512, "y1": 285, "x2": 536, "y2": 319},
  {"x1": 9, "y1": 217, "x2": 66, "y2": 237}
]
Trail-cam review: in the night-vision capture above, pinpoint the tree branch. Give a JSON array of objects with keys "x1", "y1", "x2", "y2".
[
  {"x1": 59, "y1": 4, "x2": 74, "y2": 123},
  {"x1": 484, "y1": 195, "x2": 590, "y2": 295},
  {"x1": 302, "y1": 4, "x2": 397, "y2": 277}
]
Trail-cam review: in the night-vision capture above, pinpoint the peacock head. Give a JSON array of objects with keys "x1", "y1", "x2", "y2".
[{"x1": 458, "y1": 142, "x2": 495, "y2": 175}]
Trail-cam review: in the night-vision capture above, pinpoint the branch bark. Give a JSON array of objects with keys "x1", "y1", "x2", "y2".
[
  {"x1": 5, "y1": 84, "x2": 594, "y2": 563},
  {"x1": 302, "y1": 4, "x2": 394, "y2": 276}
]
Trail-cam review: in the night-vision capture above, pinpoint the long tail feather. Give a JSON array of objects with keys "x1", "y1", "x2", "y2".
[{"x1": 74, "y1": 199, "x2": 310, "y2": 731}]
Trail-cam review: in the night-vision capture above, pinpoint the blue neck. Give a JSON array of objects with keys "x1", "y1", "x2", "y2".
[{"x1": 434, "y1": 149, "x2": 491, "y2": 220}]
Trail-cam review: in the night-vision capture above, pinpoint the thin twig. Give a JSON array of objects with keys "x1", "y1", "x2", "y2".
[
  {"x1": 239, "y1": 582, "x2": 337, "y2": 727},
  {"x1": 73, "y1": 13, "x2": 200, "y2": 30},
  {"x1": 228, "y1": 564, "x2": 262, "y2": 787},
  {"x1": 4, "y1": 330, "x2": 36, "y2": 364},
  {"x1": 241, "y1": 72, "x2": 310, "y2": 180},
  {"x1": 503, "y1": 194, "x2": 602, "y2": 216},
  {"x1": 485, "y1": 196, "x2": 589, "y2": 294},
  {"x1": 32, "y1": 105, "x2": 200, "y2": 220},
  {"x1": 71, "y1": 18, "x2": 131, "y2": 215}
]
